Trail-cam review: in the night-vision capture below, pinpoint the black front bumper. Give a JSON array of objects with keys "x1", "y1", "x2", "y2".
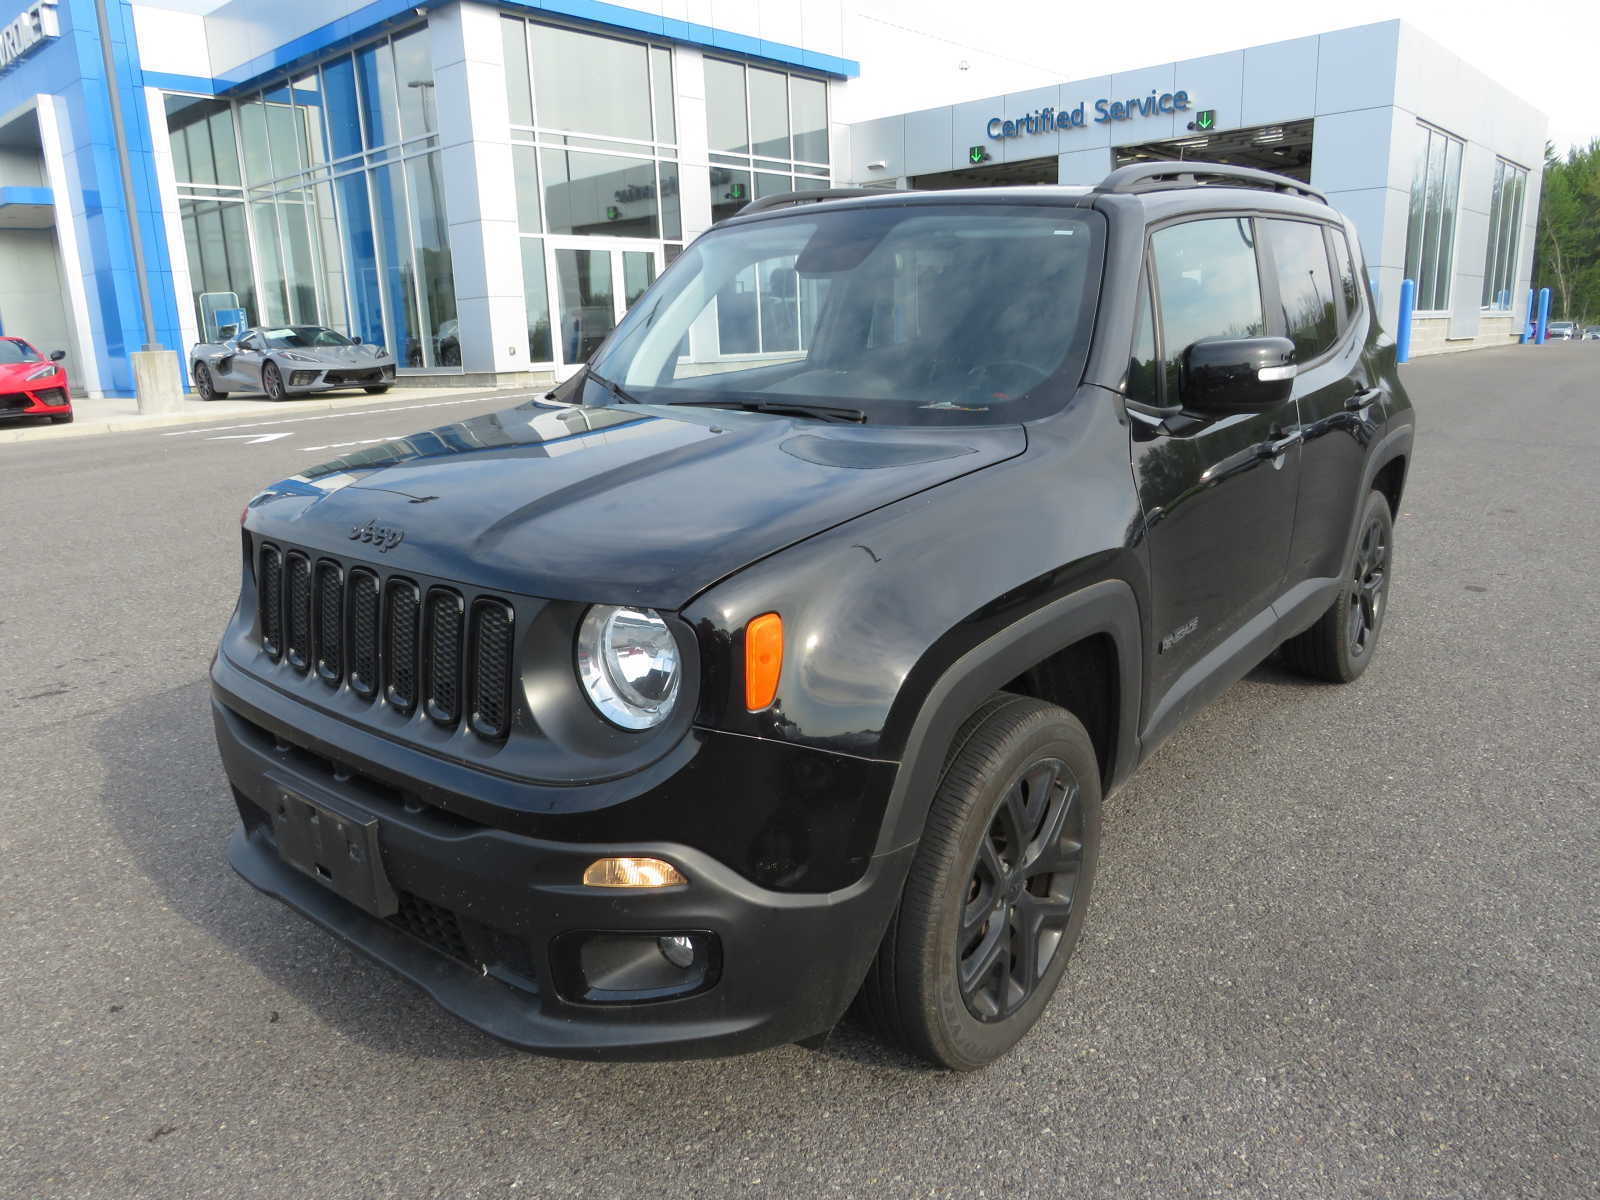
[{"x1": 213, "y1": 677, "x2": 913, "y2": 1060}]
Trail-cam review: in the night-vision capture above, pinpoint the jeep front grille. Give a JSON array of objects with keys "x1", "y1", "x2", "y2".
[{"x1": 253, "y1": 541, "x2": 516, "y2": 741}]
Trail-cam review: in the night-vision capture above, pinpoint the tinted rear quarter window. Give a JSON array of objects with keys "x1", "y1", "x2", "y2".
[
  {"x1": 1263, "y1": 219, "x2": 1339, "y2": 360},
  {"x1": 1328, "y1": 227, "x2": 1363, "y2": 327}
]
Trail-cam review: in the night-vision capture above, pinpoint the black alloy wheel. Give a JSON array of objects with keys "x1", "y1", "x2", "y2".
[
  {"x1": 855, "y1": 694, "x2": 1101, "y2": 1070},
  {"x1": 194, "y1": 362, "x2": 224, "y2": 401},
  {"x1": 957, "y1": 756, "x2": 1084, "y2": 1021},
  {"x1": 1348, "y1": 513, "x2": 1388, "y2": 658},
  {"x1": 262, "y1": 362, "x2": 287, "y2": 402},
  {"x1": 1280, "y1": 488, "x2": 1395, "y2": 682}
]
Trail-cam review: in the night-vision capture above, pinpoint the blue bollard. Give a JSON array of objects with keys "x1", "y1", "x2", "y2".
[
  {"x1": 1535, "y1": 287, "x2": 1551, "y2": 344},
  {"x1": 1396, "y1": 278, "x2": 1416, "y2": 364},
  {"x1": 1520, "y1": 288, "x2": 1534, "y2": 343}
]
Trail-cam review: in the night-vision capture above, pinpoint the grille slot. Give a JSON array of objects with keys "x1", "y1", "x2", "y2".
[
  {"x1": 313, "y1": 561, "x2": 343, "y2": 685},
  {"x1": 426, "y1": 589, "x2": 465, "y2": 726},
  {"x1": 348, "y1": 570, "x2": 380, "y2": 698},
  {"x1": 259, "y1": 545, "x2": 283, "y2": 659},
  {"x1": 248, "y1": 543, "x2": 514, "y2": 741},
  {"x1": 388, "y1": 891, "x2": 471, "y2": 964},
  {"x1": 470, "y1": 600, "x2": 515, "y2": 739},
  {"x1": 284, "y1": 552, "x2": 312, "y2": 672},
  {"x1": 384, "y1": 579, "x2": 421, "y2": 714}
]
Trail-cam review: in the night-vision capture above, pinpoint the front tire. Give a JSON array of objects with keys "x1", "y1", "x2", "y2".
[
  {"x1": 262, "y1": 362, "x2": 287, "y2": 402},
  {"x1": 363, "y1": 385, "x2": 391, "y2": 395},
  {"x1": 194, "y1": 363, "x2": 226, "y2": 401},
  {"x1": 1281, "y1": 489, "x2": 1395, "y2": 682},
  {"x1": 856, "y1": 694, "x2": 1101, "y2": 1070},
  {"x1": 50, "y1": 411, "x2": 73, "y2": 424}
]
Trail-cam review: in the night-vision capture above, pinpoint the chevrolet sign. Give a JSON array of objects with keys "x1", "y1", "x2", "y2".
[{"x1": 0, "y1": 0, "x2": 59, "y2": 74}]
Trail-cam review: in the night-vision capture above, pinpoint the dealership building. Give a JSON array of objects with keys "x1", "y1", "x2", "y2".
[{"x1": 0, "y1": 2, "x2": 1548, "y2": 396}]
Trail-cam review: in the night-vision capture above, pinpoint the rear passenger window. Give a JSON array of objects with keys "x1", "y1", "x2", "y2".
[
  {"x1": 1263, "y1": 219, "x2": 1339, "y2": 360},
  {"x1": 1329, "y1": 228, "x2": 1363, "y2": 325},
  {"x1": 1151, "y1": 218, "x2": 1264, "y2": 400}
]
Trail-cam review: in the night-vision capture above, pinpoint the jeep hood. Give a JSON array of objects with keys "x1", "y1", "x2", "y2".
[{"x1": 245, "y1": 401, "x2": 1024, "y2": 609}]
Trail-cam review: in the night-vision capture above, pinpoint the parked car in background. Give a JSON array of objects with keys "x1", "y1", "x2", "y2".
[
  {"x1": 1582, "y1": 326, "x2": 1600, "y2": 341},
  {"x1": 191, "y1": 325, "x2": 395, "y2": 402},
  {"x1": 0, "y1": 337, "x2": 71, "y2": 424},
  {"x1": 1545, "y1": 321, "x2": 1578, "y2": 341}
]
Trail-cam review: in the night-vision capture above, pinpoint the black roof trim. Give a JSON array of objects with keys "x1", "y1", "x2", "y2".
[
  {"x1": 737, "y1": 187, "x2": 904, "y2": 216},
  {"x1": 1094, "y1": 161, "x2": 1327, "y2": 205}
]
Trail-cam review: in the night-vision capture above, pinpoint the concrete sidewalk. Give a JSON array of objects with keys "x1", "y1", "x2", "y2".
[{"x1": 0, "y1": 383, "x2": 538, "y2": 445}]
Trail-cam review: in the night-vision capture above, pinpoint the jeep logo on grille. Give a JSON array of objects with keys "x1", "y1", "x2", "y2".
[{"x1": 349, "y1": 519, "x2": 405, "y2": 553}]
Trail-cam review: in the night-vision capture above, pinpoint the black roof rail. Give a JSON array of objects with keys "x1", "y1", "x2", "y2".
[
  {"x1": 736, "y1": 187, "x2": 902, "y2": 216},
  {"x1": 1094, "y1": 161, "x2": 1327, "y2": 205}
]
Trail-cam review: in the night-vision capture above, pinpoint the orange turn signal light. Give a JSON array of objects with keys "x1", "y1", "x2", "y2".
[
  {"x1": 582, "y1": 857, "x2": 687, "y2": 888},
  {"x1": 744, "y1": 612, "x2": 783, "y2": 711}
]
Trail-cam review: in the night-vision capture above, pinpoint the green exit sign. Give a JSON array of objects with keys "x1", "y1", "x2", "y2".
[
  {"x1": 968, "y1": 145, "x2": 989, "y2": 165},
  {"x1": 1193, "y1": 109, "x2": 1216, "y2": 131}
]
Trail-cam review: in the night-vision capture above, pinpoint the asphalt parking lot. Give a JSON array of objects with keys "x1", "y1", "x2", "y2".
[{"x1": 2, "y1": 343, "x2": 1596, "y2": 1198}]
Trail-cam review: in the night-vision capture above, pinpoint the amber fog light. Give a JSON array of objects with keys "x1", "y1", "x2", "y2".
[{"x1": 582, "y1": 856, "x2": 687, "y2": 888}]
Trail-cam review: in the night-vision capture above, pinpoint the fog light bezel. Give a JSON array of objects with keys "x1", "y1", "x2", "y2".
[{"x1": 549, "y1": 929, "x2": 721, "y2": 1005}]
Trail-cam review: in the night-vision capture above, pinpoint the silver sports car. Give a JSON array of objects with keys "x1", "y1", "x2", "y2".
[{"x1": 190, "y1": 325, "x2": 396, "y2": 401}]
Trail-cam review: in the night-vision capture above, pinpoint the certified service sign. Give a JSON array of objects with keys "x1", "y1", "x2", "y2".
[{"x1": 0, "y1": 0, "x2": 60, "y2": 74}]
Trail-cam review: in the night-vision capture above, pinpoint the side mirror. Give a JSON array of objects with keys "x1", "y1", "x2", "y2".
[
  {"x1": 351, "y1": 335, "x2": 362, "y2": 344},
  {"x1": 1181, "y1": 336, "x2": 1296, "y2": 413},
  {"x1": 50, "y1": 349, "x2": 65, "y2": 361}
]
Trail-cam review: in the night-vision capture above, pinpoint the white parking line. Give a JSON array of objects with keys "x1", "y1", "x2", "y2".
[
  {"x1": 160, "y1": 396, "x2": 490, "y2": 438},
  {"x1": 299, "y1": 436, "x2": 396, "y2": 453}
]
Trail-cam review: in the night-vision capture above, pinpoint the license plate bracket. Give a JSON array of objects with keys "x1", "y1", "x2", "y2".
[{"x1": 267, "y1": 782, "x2": 399, "y2": 919}]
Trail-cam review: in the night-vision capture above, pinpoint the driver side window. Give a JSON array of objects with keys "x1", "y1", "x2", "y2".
[
  {"x1": 239, "y1": 333, "x2": 261, "y2": 351},
  {"x1": 1151, "y1": 218, "x2": 1265, "y2": 403}
]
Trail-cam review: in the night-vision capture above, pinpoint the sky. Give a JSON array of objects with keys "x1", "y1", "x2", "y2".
[{"x1": 849, "y1": 0, "x2": 1599, "y2": 158}]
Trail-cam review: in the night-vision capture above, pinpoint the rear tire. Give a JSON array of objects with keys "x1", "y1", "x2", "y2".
[
  {"x1": 262, "y1": 362, "x2": 287, "y2": 402},
  {"x1": 363, "y1": 385, "x2": 391, "y2": 395},
  {"x1": 1281, "y1": 489, "x2": 1395, "y2": 682},
  {"x1": 856, "y1": 693, "x2": 1101, "y2": 1070}
]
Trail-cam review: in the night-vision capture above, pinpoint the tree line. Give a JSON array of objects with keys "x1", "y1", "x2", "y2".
[{"x1": 1533, "y1": 140, "x2": 1600, "y2": 324}]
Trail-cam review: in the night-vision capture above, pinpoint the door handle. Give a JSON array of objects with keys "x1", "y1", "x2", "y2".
[
  {"x1": 1259, "y1": 429, "x2": 1302, "y2": 458},
  {"x1": 1345, "y1": 387, "x2": 1382, "y2": 412}
]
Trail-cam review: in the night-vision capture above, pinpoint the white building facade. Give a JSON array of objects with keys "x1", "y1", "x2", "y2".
[
  {"x1": 839, "y1": 21, "x2": 1549, "y2": 355},
  {"x1": 0, "y1": 6, "x2": 1550, "y2": 397}
]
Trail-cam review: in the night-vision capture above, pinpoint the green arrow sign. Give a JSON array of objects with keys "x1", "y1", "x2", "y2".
[
  {"x1": 968, "y1": 145, "x2": 988, "y2": 165},
  {"x1": 1194, "y1": 109, "x2": 1216, "y2": 131}
]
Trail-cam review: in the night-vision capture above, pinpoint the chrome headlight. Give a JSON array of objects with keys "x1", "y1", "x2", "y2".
[{"x1": 576, "y1": 605, "x2": 681, "y2": 730}]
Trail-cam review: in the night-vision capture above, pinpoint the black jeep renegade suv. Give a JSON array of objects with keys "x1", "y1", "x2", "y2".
[{"x1": 214, "y1": 163, "x2": 1414, "y2": 1070}]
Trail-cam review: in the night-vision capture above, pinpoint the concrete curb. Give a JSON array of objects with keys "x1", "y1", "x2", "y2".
[{"x1": 0, "y1": 387, "x2": 521, "y2": 446}]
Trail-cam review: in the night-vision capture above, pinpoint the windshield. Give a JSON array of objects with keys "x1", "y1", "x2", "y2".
[
  {"x1": 0, "y1": 339, "x2": 42, "y2": 364},
  {"x1": 261, "y1": 326, "x2": 353, "y2": 349},
  {"x1": 587, "y1": 202, "x2": 1105, "y2": 425}
]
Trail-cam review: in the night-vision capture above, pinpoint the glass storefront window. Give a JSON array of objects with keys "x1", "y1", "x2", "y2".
[
  {"x1": 334, "y1": 170, "x2": 384, "y2": 346},
  {"x1": 370, "y1": 162, "x2": 420, "y2": 363},
  {"x1": 356, "y1": 41, "x2": 400, "y2": 149},
  {"x1": 392, "y1": 29, "x2": 435, "y2": 139},
  {"x1": 1481, "y1": 158, "x2": 1527, "y2": 311},
  {"x1": 711, "y1": 166, "x2": 751, "y2": 223},
  {"x1": 407, "y1": 154, "x2": 458, "y2": 366},
  {"x1": 322, "y1": 56, "x2": 364, "y2": 161},
  {"x1": 166, "y1": 96, "x2": 241, "y2": 188},
  {"x1": 1404, "y1": 122, "x2": 1463, "y2": 313},
  {"x1": 514, "y1": 145, "x2": 542, "y2": 233},
  {"x1": 179, "y1": 197, "x2": 256, "y2": 330},
  {"x1": 502, "y1": 18, "x2": 533, "y2": 127},
  {"x1": 521, "y1": 238, "x2": 553, "y2": 360},
  {"x1": 239, "y1": 98, "x2": 273, "y2": 185},
  {"x1": 749, "y1": 68, "x2": 789, "y2": 160},
  {"x1": 705, "y1": 59, "x2": 747, "y2": 154},
  {"x1": 791, "y1": 77, "x2": 828, "y2": 165},
  {"x1": 541, "y1": 148, "x2": 660, "y2": 238},
  {"x1": 250, "y1": 199, "x2": 290, "y2": 323},
  {"x1": 531, "y1": 24, "x2": 651, "y2": 140},
  {"x1": 651, "y1": 46, "x2": 675, "y2": 144},
  {"x1": 554, "y1": 247, "x2": 617, "y2": 360},
  {"x1": 658, "y1": 161, "x2": 681, "y2": 241},
  {"x1": 264, "y1": 86, "x2": 302, "y2": 178}
]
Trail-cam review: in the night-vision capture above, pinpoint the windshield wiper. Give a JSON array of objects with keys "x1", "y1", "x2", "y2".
[
  {"x1": 667, "y1": 398, "x2": 868, "y2": 424},
  {"x1": 584, "y1": 367, "x2": 643, "y2": 406}
]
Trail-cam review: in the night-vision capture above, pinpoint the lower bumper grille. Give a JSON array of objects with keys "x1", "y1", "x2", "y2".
[{"x1": 389, "y1": 891, "x2": 471, "y2": 964}]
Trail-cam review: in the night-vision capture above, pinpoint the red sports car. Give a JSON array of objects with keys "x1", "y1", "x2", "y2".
[{"x1": 0, "y1": 337, "x2": 72, "y2": 424}]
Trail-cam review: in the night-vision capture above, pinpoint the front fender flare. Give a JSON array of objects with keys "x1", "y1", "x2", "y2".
[{"x1": 875, "y1": 578, "x2": 1142, "y2": 856}]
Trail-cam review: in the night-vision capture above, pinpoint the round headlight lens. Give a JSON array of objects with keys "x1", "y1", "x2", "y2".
[{"x1": 576, "y1": 605, "x2": 681, "y2": 730}]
